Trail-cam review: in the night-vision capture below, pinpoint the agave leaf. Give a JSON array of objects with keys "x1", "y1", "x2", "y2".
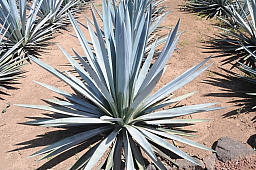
[
  {"x1": 128, "y1": 67, "x2": 165, "y2": 116},
  {"x1": 0, "y1": 38, "x2": 24, "y2": 63},
  {"x1": 91, "y1": 8, "x2": 114, "y2": 91},
  {"x1": 144, "y1": 119, "x2": 211, "y2": 125},
  {"x1": 72, "y1": 49, "x2": 116, "y2": 104},
  {"x1": 137, "y1": 103, "x2": 221, "y2": 121},
  {"x1": 145, "y1": 59, "x2": 213, "y2": 108},
  {"x1": 144, "y1": 91, "x2": 198, "y2": 113},
  {"x1": 84, "y1": 127, "x2": 120, "y2": 170},
  {"x1": 59, "y1": 47, "x2": 104, "y2": 101},
  {"x1": 91, "y1": 0, "x2": 103, "y2": 21},
  {"x1": 137, "y1": 127, "x2": 200, "y2": 165},
  {"x1": 38, "y1": 128, "x2": 111, "y2": 161},
  {"x1": 33, "y1": 81, "x2": 101, "y2": 112},
  {"x1": 31, "y1": 56, "x2": 113, "y2": 116},
  {"x1": 122, "y1": 130, "x2": 135, "y2": 170},
  {"x1": 69, "y1": 142, "x2": 101, "y2": 170},
  {"x1": 30, "y1": 126, "x2": 112, "y2": 158},
  {"x1": 125, "y1": 125, "x2": 157, "y2": 161},
  {"x1": 137, "y1": 20, "x2": 181, "y2": 95},
  {"x1": 100, "y1": 116, "x2": 122, "y2": 122},
  {"x1": 149, "y1": 11, "x2": 170, "y2": 35},
  {"x1": 145, "y1": 36, "x2": 168, "y2": 54},
  {"x1": 14, "y1": 104, "x2": 98, "y2": 117},
  {"x1": 68, "y1": 12, "x2": 99, "y2": 74},
  {"x1": 45, "y1": 99, "x2": 98, "y2": 114},
  {"x1": 113, "y1": 134, "x2": 122, "y2": 170},
  {"x1": 87, "y1": 19, "x2": 110, "y2": 91},
  {"x1": 151, "y1": 144, "x2": 179, "y2": 167},
  {"x1": 25, "y1": 117, "x2": 111, "y2": 125},
  {"x1": 105, "y1": 141, "x2": 115, "y2": 170},
  {"x1": 134, "y1": 39, "x2": 157, "y2": 95},
  {"x1": 129, "y1": 134, "x2": 145, "y2": 170},
  {"x1": 157, "y1": 128, "x2": 197, "y2": 137},
  {"x1": 147, "y1": 154, "x2": 167, "y2": 170},
  {"x1": 142, "y1": 127, "x2": 215, "y2": 152}
]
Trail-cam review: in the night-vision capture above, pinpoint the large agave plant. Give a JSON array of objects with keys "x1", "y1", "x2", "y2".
[
  {"x1": 16, "y1": 0, "x2": 223, "y2": 169},
  {"x1": 216, "y1": 0, "x2": 256, "y2": 62},
  {"x1": 0, "y1": 0, "x2": 55, "y2": 53}
]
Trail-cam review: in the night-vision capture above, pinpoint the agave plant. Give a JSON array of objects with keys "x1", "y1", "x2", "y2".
[
  {"x1": 0, "y1": 23, "x2": 27, "y2": 90},
  {"x1": 0, "y1": 0, "x2": 55, "y2": 54},
  {"x1": 16, "y1": 0, "x2": 223, "y2": 169},
  {"x1": 216, "y1": 0, "x2": 256, "y2": 62},
  {"x1": 186, "y1": 0, "x2": 234, "y2": 18},
  {"x1": 37, "y1": 0, "x2": 79, "y2": 27}
]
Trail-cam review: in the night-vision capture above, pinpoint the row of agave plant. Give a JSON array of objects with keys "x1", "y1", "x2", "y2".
[
  {"x1": 187, "y1": 0, "x2": 256, "y2": 105},
  {"x1": 15, "y1": 0, "x2": 225, "y2": 169},
  {"x1": 0, "y1": 0, "x2": 86, "y2": 91}
]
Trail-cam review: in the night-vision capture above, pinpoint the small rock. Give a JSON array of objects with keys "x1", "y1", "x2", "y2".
[
  {"x1": 214, "y1": 137, "x2": 256, "y2": 162},
  {"x1": 172, "y1": 157, "x2": 205, "y2": 170},
  {"x1": 203, "y1": 153, "x2": 216, "y2": 170}
]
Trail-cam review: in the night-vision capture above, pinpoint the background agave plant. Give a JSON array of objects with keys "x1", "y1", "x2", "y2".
[
  {"x1": 16, "y1": 0, "x2": 223, "y2": 169},
  {"x1": 0, "y1": 23, "x2": 27, "y2": 91},
  {"x1": 186, "y1": 0, "x2": 234, "y2": 18},
  {"x1": 37, "y1": 0, "x2": 79, "y2": 28},
  {"x1": 215, "y1": 0, "x2": 256, "y2": 63},
  {"x1": 0, "y1": 0, "x2": 55, "y2": 55}
]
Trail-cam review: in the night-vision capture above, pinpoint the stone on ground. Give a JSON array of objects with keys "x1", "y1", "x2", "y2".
[
  {"x1": 203, "y1": 153, "x2": 216, "y2": 170},
  {"x1": 172, "y1": 157, "x2": 205, "y2": 170},
  {"x1": 214, "y1": 136, "x2": 255, "y2": 162}
]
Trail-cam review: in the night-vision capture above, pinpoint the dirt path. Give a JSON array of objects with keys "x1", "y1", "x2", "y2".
[{"x1": 0, "y1": 0, "x2": 255, "y2": 169}]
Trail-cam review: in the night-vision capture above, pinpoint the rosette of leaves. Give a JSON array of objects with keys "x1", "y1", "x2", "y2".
[
  {"x1": 215, "y1": 0, "x2": 256, "y2": 62},
  {"x1": 186, "y1": 0, "x2": 235, "y2": 19},
  {"x1": 0, "y1": 0, "x2": 55, "y2": 55},
  {"x1": 0, "y1": 24, "x2": 27, "y2": 90},
  {"x1": 37, "y1": 0, "x2": 79, "y2": 28},
  {"x1": 16, "y1": 1, "x2": 223, "y2": 169}
]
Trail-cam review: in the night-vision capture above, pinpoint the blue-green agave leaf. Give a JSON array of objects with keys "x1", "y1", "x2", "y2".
[
  {"x1": 123, "y1": 130, "x2": 135, "y2": 170},
  {"x1": 126, "y1": 125, "x2": 157, "y2": 161},
  {"x1": 14, "y1": 104, "x2": 98, "y2": 117},
  {"x1": 142, "y1": 127, "x2": 215, "y2": 152},
  {"x1": 138, "y1": 127, "x2": 200, "y2": 165},
  {"x1": 30, "y1": 126, "x2": 112, "y2": 158},
  {"x1": 84, "y1": 128, "x2": 120, "y2": 170}
]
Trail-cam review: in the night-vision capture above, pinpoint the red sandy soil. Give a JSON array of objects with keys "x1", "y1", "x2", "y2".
[{"x1": 0, "y1": 0, "x2": 255, "y2": 169}]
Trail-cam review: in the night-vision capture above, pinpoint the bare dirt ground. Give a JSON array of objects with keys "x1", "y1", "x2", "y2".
[{"x1": 0, "y1": 0, "x2": 255, "y2": 169}]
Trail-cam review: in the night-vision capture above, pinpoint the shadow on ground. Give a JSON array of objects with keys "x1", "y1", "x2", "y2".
[{"x1": 203, "y1": 67, "x2": 256, "y2": 121}]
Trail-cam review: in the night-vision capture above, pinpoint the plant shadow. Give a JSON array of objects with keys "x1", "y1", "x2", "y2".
[
  {"x1": 0, "y1": 81, "x2": 24, "y2": 100},
  {"x1": 10, "y1": 114, "x2": 107, "y2": 170},
  {"x1": 203, "y1": 67, "x2": 256, "y2": 121}
]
